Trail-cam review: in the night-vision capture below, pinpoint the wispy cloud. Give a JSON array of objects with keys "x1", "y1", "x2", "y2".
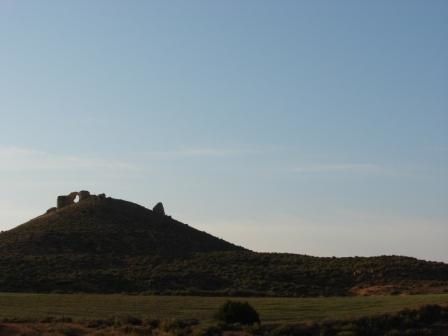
[
  {"x1": 0, "y1": 146, "x2": 138, "y2": 172},
  {"x1": 144, "y1": 146, "x2": 268, "y2": 159},
  {"x1": 291, "y1": 163, "x2": 385, "y2": 174}
]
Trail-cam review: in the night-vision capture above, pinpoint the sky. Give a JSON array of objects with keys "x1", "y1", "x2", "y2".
[{"x1": 0, "y1": 0, "x2": 447, "y2": 262}]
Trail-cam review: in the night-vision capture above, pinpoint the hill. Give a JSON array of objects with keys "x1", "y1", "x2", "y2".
[
  {"x1": 0, "y1": 193, "x2": 244, "y2": 256},
  {"x1": 0, "y1": 192, "x2": 447, "y2": 295}
]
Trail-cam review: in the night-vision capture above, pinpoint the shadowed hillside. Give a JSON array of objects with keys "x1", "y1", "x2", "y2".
[
  {"x1": 0, "y1": 193, "x2": 447, "y2": 295},
  {"x1": 0, "y1": 195, "x2": 244, "y2": 256}
]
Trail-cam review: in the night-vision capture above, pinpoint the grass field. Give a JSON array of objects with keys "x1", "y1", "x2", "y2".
[{"x1": 1, "y1": 293, "x2": 447, "y2": 324}]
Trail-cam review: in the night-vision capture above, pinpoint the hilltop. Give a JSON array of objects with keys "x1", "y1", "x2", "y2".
[
  {"x1": 0, "y1": 192, "x2": 244, "y2": 257},
  {"x1": 0, "y1": 192, "x2": 447, "y2": 296}
]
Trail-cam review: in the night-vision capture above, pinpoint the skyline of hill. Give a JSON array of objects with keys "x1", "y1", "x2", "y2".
[
  {"x1": 0, "y1": 193, "x2": 244, "y2": 257},
  {"x1": 0, "y1": 192, "x2": 447, "y2": 296}
]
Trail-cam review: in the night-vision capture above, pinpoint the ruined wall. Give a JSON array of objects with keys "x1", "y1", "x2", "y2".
[
  {"x1": 56, "y1": 190, "x2": 103, "y2": 209},
  {"x1": 78, "y1": 190, "x2": 91, "y2": 201},
  {"x1": 57, "y1": 196, "x2": 70, "y2": 209}
]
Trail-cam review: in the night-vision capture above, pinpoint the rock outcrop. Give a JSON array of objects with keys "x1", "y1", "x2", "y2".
[
  {"x1": 46, "y1": 207, "x2": 57, "y2": 214},
  {"x1": 153, "y1": 202, "x2": 165, "y2": 215}
]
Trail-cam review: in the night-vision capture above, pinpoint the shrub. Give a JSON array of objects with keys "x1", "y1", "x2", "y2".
[
  {"x1": 112, "y1": 314, "x2": 142, "y2": 326},
  {"x1": 58, "y1": 327, "x2": 83, "y2": 336},
  {"x1": 214, "y1": 300, "x2": 260, "y2": 325},
  {"x1": 193, "y1": 325, "x2": 222, "y2": 336},
  {"x1": 417, "y1": 304, "x2": 442, "y2": 323},
  {"x1": 161, "y1": 318, "x2": 199, "y2": 335},
  {"x1": 143, "y1": 318, "x2": 160, "y2": 328}
]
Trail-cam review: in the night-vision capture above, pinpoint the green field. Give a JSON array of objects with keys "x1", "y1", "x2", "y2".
[{"x1": 1, "y1": 293, "x2": 447, "y2": 324}]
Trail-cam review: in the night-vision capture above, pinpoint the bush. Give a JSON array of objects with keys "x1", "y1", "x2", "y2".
[
  {"x1": 161, "y1": 318, "x2": 199, "y2": 335},
  {"x1": 417, "y1": 304, "x2": 442, "y2": 323},
  {"x1": 193, "y1": 325, "x2": 222, "y2": 336},
  {"x1": 214, "y1": 300, "x2": 260, "y2": 325},
  {"x1": 112, "y1": 314, "x2": 142, "y2": 326}
]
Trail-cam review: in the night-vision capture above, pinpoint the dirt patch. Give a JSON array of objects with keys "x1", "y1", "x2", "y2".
[{"x1": 350, "y1": 282, "x2": 448, "y2": 296}]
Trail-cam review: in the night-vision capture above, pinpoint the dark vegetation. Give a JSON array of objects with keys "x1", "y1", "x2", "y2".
[
  {"x1": 215, "y1": 301, "x2": 260, "y2": 325},
  {"x1": 1, "y1": 251, "x2": 447, "y2": 295},
  {"x1": 258, "y1": 304, "x2": 448, "y2": 336},
  {"x1": 1, "y1": 304, "x2": 447, "y2": 335},
  {"x1": 0, "y1": 197, "x2": 447, "y2": 296},
  {"x1": 2, "y1": 292, "x2": 447, "y2": 324}
]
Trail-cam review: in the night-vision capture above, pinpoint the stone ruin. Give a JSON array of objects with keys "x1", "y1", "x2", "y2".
[
  {"x1": 55, "y1": 190, "x2": 106, "y2": 209},
  {"x1": 49, "y1": 191, "x2": 167, "y2": 217}
]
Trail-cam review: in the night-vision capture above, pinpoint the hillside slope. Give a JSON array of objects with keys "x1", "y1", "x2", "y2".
[
  {"x1": 0, "y1": 196, "x2": 244, "y2": 256},
  {"x1": 0, "y1": 193, "x2": 447, "y2": 296}
]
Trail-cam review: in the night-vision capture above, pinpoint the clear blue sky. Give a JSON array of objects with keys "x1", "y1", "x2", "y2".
[{"x1": 1, "y1": 0, "x2": 447, "y2": 261}]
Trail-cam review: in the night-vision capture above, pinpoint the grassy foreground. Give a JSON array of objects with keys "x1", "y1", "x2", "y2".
[{"x1": 1, "y1": 293, "x2": 448, "y2": 323}]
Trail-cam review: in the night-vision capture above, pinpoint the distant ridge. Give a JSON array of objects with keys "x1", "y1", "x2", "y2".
[{"x1": 0, "y1": 192, "x2": 447, "y2": 296}]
